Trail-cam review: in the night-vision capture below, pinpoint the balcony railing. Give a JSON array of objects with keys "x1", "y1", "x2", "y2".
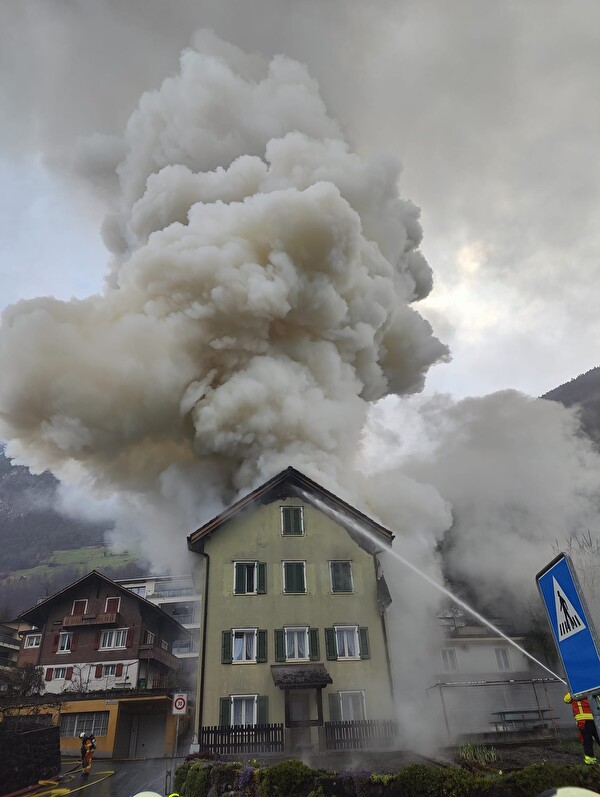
[
  {"x1": 147, "y1": 587, "x2": 196, "y2": 598},
  {"x1": 63, "y1": 612, "x2": 119, "y2": 627},
  {"x1": 0, "y1": 633, "x2": 20, "y2": 649},
  {"x1": 139, "y1": 642, "x2": 180, "y2": 670}
]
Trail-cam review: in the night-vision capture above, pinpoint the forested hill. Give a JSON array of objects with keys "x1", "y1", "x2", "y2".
[
  {"x1": 542, "y1": 366, "x2": 600, "y2": 445},
  {"x1": 0, "y1": 446, "x2": 113, "y2": 574}
]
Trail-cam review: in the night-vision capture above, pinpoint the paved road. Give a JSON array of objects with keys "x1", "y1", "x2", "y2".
[{"x1": 34, "y1": 757, "x2": 188, "y2": 797}]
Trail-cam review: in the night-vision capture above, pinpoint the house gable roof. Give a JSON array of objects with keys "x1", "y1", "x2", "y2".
[
  {"x1": 187, "y1": 466, "x2": 394, "y2": 555},
  {"x1": 18, "y1": 569, "x2": 189, "y2": 637}
]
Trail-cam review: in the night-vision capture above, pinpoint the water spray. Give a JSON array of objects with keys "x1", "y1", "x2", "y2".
[{"x1": 299, "y1": 489, "x2": 567, "y2": 685}]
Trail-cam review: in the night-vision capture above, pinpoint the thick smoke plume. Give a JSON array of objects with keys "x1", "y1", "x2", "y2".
[{"x1": 0, "y1": 32, "x2": 448, "y2": 568}]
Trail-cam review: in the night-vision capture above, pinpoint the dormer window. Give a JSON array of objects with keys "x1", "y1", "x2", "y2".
[{"x1": 281, "y1": 506, "x2": 304, "y2": 536}]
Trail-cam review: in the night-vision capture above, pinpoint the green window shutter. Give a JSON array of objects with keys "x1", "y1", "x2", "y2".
[
  {"x1": 221, "y1": 630, "x2": 232, "y2": 664},
  {"x1": 309, "y1": 628, "x2": 320, "y2": 661},
  {"x1": 257, "y1": 562, "x2": 266, "y2": 594},
  {"x1": 274, "y1": 629, "x2": 285, "y2": 662},
  {"x1": 325, "y1": 628, "x2": 337, "y2": 661},
  {"x1": 331, "y1": 562, "x2": 352, "y2": 592},
  {"x1": 257, "y1": 629, "x2": 267, "y2": 663},
  {"x1": 331, "y1": 562, "x2": 342, "y2": 592},
  {"x1": 219, "y1": 697, "x2": 230, "y2": 727},
  {"x1": 257, "y1": 695, "x2": 268, "y2": 725},
  {"x1": 284, "y1": 562, "x2": 305, "y2": 593},
  {"x1": 359, "y1": 627, "x2": 370, "y2": 659},
  {"x1": 234, "y1": 564, "x2": 246, "y2": 594},
  {"x1": 282, "y1": 506, "x2": 303, "y2": 535},
  {"x1": 328, "y1": 692, "x2": 341, "y2": 722}
]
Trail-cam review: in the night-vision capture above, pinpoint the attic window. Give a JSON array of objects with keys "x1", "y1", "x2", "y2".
[{"x1": 281, "y1": 506, "x2": 304, "y2": 536}]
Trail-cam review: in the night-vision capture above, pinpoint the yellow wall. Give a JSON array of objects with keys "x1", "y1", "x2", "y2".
[{"x1": 199, "y1": 498, "x2": 394, "y2": 726}]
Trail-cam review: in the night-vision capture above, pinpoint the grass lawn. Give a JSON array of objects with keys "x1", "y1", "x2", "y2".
[{"x1": 8, "y1": 545, "x2": 141, "y2": 580}]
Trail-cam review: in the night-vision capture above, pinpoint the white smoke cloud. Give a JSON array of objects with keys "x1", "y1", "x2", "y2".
[
  {"x1": 0, "y1": 35, "x2": 448, "y2": 573},
  {"x1": 363, "y1": 391, "x2": 600, "y2": 611}
]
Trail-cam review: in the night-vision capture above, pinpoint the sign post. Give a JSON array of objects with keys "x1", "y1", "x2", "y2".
[{"x1": 536, "y1": 553, "x2": 600, "y2": 731}]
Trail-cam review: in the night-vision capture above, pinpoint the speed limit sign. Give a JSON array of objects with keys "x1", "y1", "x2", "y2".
[{"x1": 172, "y1": 692, "x2": 187, "y2": 715}]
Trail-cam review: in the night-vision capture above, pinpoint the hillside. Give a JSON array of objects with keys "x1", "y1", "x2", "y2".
[
  {"x1": 0, "y1": 446, "x2": 146, "y2": 617},
  {"x1": 542, "y1": 366, "x2": 600, "y2": 445}
]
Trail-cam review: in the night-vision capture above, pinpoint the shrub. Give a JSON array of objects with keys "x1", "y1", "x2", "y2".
[
  {"x1": 173, "y1": 761, "x2": 192, "y2": 793},
  {"x1": 178, "y1": 761, "x2": 212, "y2": 797},
  {"x1": 210, "y1": 761, "x2": 242, "y2": 792},
  {"x1": 257, "y1": 759, "x2": 318, "y2": 797},
  {"x1": 505, "y1": 763, "x2": 600, "y2": 797}
]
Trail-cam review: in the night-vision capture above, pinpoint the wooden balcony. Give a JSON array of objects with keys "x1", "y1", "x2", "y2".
[
  {"x1": 138, "y1": 642, "x2": 180, "y2": 671},
  {"x1": 62, "y1": 612, "x2": 119, "y2": 627}
]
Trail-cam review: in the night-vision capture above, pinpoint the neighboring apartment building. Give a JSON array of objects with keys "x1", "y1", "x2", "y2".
[
  {"x1": 16, "y1": 570, "x2": 189, "y2": 758},
  {"x1": 117, "y1": 574, "x2": 200, "y2": 689},
  {"x1": 0, "y1": 622, "x2": 21, "y2": 669},
  {"x1": 430, "y1": 612, "x2": 573, "y2": 738},
  {"x1": 187, "y1": 466, "x2": 396, "y2": 754}
]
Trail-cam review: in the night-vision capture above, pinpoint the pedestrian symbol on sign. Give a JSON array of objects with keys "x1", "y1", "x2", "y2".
[{"x1": 553, "y1": 576, "x2": 586, "y2": 641}]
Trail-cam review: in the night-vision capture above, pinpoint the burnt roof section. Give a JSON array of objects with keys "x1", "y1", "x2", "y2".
[
  {"x1": 187, "y1": 466, "x2": 394, "y2": 555},
  {"x1": 271, "y1": 663, "x2": 333, "y2": 689},
  {"x1": 18, "y1": 569, "x2": 190, "y2": 637}
]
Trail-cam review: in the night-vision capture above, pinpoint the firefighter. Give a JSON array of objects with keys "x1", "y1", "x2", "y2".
[
  {"x1": 79, "y1": 731, "x2": 96, "y2": 775},
  {"x1": 564, "y1": 692, "x2": 600, "y2": 764}
]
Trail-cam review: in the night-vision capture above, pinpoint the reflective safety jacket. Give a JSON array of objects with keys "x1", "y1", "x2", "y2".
[{"x1": 571, "y1": 697, "x2": 594, "y2": 721}]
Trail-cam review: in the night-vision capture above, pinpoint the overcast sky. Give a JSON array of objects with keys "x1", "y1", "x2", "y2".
[{"x1": 1, "y1": 0, "x2": 599, "y2": 400}]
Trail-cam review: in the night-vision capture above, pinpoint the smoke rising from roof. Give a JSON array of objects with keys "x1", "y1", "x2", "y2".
[{"x1": 0, "y1": 33, "x2": 448, "y2": 568}]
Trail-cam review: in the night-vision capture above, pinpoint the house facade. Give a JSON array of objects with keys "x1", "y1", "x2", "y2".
[
  {"x1": 430, "y1": 612, "x2": 573, "y2": 739},
  {"x1": 16, "y1": 570, "x2": 189, "y2": 757},
  {"x1": 187, "y1": 467, "x2": 396, "y2": 754}
]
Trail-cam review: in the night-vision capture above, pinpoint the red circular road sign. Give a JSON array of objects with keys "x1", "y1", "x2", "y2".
[{"x1": 173, "y1": 696, "x2": 186, "y2": 711}]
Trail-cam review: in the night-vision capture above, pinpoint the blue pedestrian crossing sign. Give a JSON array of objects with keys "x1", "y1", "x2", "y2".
[{"x1": 537, "y1": 553, "x2": 600, "y2": 697}]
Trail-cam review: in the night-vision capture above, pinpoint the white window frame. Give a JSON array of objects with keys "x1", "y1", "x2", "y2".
[
  {"x1": 103, "y1": 664, "x2": 117, "y2": 677},
  {"x1": 60, "y1": 711, "x2": 109, "y2": 738},
  {"x1": 282, "y1": 561, "x2": 307, "y2": 594},
  {"x1": 231, "y1": 694, "x2": 257, "y2": 726},
  {"x1": 441, "y1": 648, "x2": 458, "y2": 672},
  {"x1": 25, "y1": 634, "x2": 41, "y2": 648},
  {"x1": 495, "y1": 647, "x2": 511, "y2": 671},
  {"x1": 129, "y1": 585, "x2": 146, "y2": 597},
  {"x1": 339, "y1": 690, "x2": 366, "y2": 721},
  {"x1": 58, "y1": 632, "x2": 72, "y2": 653},
  {"x1": 335, "y1": 625, "x2": 360, "y2": 660},
  {"x1": 329, "y1": 561, "x2": 354, "y2": 593},
  {"x1": 233, "y1": 561, "x2": 257, "y2": 595},
  {"x1": 54, "y1": 667, "x2": 67, "y2": 680},
  {"x1": 280, "y1": 505, "x2": 304, "y2": 536},
  {"x1": 144, "y1": 630, "x2": 155, "y2": 645},
  {"x1": 104, "y1": 596, "x2": 121, "y2": 613},
  {"x1": 100, "y1": 628, "x2": 128, "y2": 650},
  {"x1": 285, "y1": 626, "x2": 309, "y2": 661},
  {"x1": 72, "y1": 599, "x2": 88, "y2": 615},
  {"x1": 232, "y1": 628, "x2": 257, "y2": 663}
]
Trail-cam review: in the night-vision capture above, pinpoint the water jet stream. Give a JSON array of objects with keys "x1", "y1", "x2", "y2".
[{"x1": 301, "y1": 490, "x2": 566, "y2": 684}]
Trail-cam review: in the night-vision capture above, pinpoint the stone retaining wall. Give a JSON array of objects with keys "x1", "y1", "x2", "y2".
[{"x1": 0, "y1": 722, "x2": 61, "y2": 796}]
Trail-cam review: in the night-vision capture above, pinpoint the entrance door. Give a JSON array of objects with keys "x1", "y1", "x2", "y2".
[{"x1": 287, "y1": 690, "x2": 312, "y2": 752}]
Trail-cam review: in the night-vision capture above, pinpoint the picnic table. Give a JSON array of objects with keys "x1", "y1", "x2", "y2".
[{"x1": 491, "y1": 707, "x2": 555, "y2": 732}]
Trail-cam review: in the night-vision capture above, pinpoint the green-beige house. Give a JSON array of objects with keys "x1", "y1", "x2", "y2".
[{"x1": 187, "y1": 466, "x2": 397, "y2": 755}]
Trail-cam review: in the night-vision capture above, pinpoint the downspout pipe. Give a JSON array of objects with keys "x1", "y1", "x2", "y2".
[{"x1": 190, "y1": 549, "x2": 209, "y2": 754}]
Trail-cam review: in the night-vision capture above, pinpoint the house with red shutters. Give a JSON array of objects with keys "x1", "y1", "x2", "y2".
[{"x1": 15, "y1": 570, "x2": 191, "y2": 758}]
